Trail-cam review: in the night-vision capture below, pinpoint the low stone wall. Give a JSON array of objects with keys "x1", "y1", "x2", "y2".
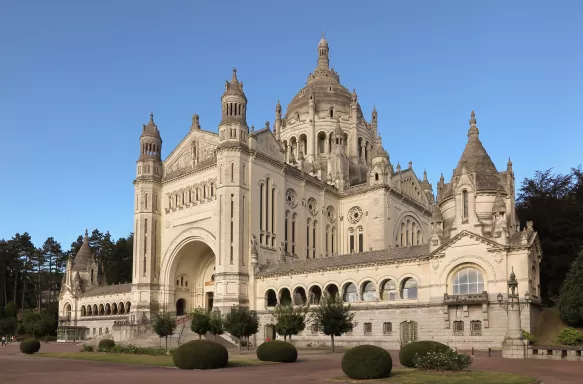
[{"x1": 528, "y1": 345, "x2": 583, "y2": 361}]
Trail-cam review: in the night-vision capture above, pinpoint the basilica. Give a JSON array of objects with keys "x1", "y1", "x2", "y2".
[{"x1": 59, "y1": 36, "x2": 542, "y2": 349}]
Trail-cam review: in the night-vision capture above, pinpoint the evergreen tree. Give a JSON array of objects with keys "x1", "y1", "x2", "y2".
[
  {"x1": 151, "y1": 311, "x2": 176, "y2": 349},
  {"x1": 557, "y1": 250, "x2": 583, "y2": 326},
  {"x1": 190, "y1": 307, "x2": 210, "y2": 339},
  {"x1": 309, "y1": 293, "x2": 354, "y2": 352}
]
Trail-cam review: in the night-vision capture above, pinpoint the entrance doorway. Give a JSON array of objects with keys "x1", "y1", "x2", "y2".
[
  {"x1": 265, "y1": 324, "x2": 276, "y2": 341},
  {"x1": 206, "y1": 292, "x2": 214, "y2": 311},
  {"x1": 176, "y1": 298, "x2": 186, "y2": 316}
]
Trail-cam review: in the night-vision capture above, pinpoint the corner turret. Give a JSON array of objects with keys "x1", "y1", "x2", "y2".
[{"x1": 218, "y1": 68, "x2": 249, "y2": 147}]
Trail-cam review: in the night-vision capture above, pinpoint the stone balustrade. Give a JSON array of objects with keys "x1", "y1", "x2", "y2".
[{"x1": 528, "y1": 345, "x2": 583, "y2": 361}]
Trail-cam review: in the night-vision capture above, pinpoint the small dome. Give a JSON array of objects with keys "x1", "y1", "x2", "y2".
[
  {"x1": 72, "y1": 230, "x2": 94, "y2": 271},
  {"x1": 319, "y1": 33, "x2": 328, "y2": 47}
]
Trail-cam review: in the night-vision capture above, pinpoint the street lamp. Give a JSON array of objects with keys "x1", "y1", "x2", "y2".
[{"x1": 497, "y1": 267, "x2": 531, "y2": 314}]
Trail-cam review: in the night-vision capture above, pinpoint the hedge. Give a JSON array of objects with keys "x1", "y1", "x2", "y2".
[
  {"x1": 172, "y1": 340, "x2": 229, "y2": 370},
  {"x1": 98, "y1": 339, "x2": 115, "y2": 351},
  {"x1": 20, "y1": 338, "x2": 41, "y2": 354},
  {"x1": 342, "y1": 345, "x2": 392, "y2": 380},
  {"x1": 399, "y1": 340, "x2": 450, "y2": 367},
  {"x1": 256, "y1": 340, "x2": 297, "y2": 363}
]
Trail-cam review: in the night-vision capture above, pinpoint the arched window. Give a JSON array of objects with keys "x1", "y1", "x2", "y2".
[
  {"x1": 259, "y1": 183, "x2": 264, "y2": 238},
  {"x1": 375, "y1": 173, "x2": 379, "y2": 181},
  {"x1": 306, "y1": 218, "x2": 311, "y2": 258},
  {"x1": 81, "y1": 306, "x2": 86, "y2": 317},
  {"x1": 331, "y1": 227, "x2": 335, "y2": 254},
  {"x1": 293, "y1": 287, "x2": 307, "y2": 305},
  {"x1": 452, "y1": 267, "x2": 484, "y2": 295},
  {"x1": 291, "y1": 213, "x2": 296, "y2": 255},
  {"x1": 279, "y1": 288, "x2": 292, "y2": 306},
  {"x1": 326, "y1": 284, "x2": 339, "y2": 299},
  {"x1": 462, "y1": 190, "x2": 469, "y2": 219},
  {"x1": 401, "y1": 278, "x2": 418, "y2": 300},
  {"x1": 144, "y1": 193, "x2": 148, "y2": 210},
  {"x1": 343, "y1": 283, "x2": 358, "y2": 302},
  {"x1": 87, "y1": 305, "x2": 92, "y2": 316},
  {"x1": 358, "y1": 226, "x2": 364, "y2": 253},
  {"x1": 325, "y1": 225, "x2": 330, "y2": 256},
  {"x1": 349, "y1": 228, "x2": 355, "y2": 253},
  {"x1": 265, "y1": 289, "x2": 277, "y2": 307},
  {"x1": 308, "y1": 286, "x2": 322, "y2": 304},
  {"x1": 284, "y1": 210, "x2": 289, "y2": 253},
  {"x1": 361, "y1": 281, "x2": 377, "y2": 302},
  {"x1": 312, "y1": 220, "x2": 317, "y2": 258},
  {"x1": 380, "y1": 280, "x2": 397, "y2": 301},
  {"x1": 265, "y1": 178, "x2": 270, "y2": 237}
]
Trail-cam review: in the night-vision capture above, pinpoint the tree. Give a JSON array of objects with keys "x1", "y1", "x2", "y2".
[
  {"x1": 557, "y1": 250, "x2": 583, "y2": 326},
  {"x1": 223, "y1": 305, "x2": 260, "y2": 353},
  {"x1": 41, "y1": 238, "x2": 64, "y2": 307},
  {"x1": 190, "y1": 307, "x2": 210, "y2": 339},
  {"x1": 22, "y1": 311, "x2": 44, "y2": 338},
  {"x1": 309, "y1": 293, "x2": 354, "y2": 352},
  {"x1": 516, "y1": 167, "x2": 583, "y2": 304},
  {"x1": 0, "y1": 317, "x2": 17, "y2": 336},
  {"x1": 272, "y1": 304, "x2": 308, "y2": 341},
  {"x1": 151, "y1": 311, "x2": 177, "y2": 349},
  {"x1": 39, "y1": 308, "x2": 56, "y2": 342},
  {"x1": 208, "y1": 309, "x2": 224, "y2": 341}
]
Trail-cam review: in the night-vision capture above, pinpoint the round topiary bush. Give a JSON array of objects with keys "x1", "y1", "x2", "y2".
[
  {"x1": 256, "y1": 340, "x2": 298, "y2": 362},
  {"x1": 341, "y1": 345, "x2": 392, "y2": 380},
  {"x1": 173, "y1": 340, "x2": 229, "y2": 370},
  {"x1": 399, "y1": 340, "x2": 450, "y2": 367},
  {"x1": 20, "y1": 338, "x2": 41, "y2": 354},
  {"x1": 98, "y1": 339, "x2": 115, "y2": 351}
]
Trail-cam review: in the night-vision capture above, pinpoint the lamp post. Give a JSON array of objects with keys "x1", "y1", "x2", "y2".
[{"x1": 499, "y1": 267, "x2": 531, "y2": 358}]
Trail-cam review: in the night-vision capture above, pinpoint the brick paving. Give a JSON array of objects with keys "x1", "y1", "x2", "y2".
[{"x1": 0, "y1": 343, "x2": 581, "y2": 384}]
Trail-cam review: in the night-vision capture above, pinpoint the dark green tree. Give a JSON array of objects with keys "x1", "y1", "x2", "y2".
[
  {"x1": 272, "y1": 304, "x2": 308, "y2": 341},
  {"x1": 151, "y1": 311, "x2": 177, "y2": 349},
  {"x1": 557, "y1": 250, "x2": 583, "y2": 326},
  {"x1": 208, "y1": 309, "x2": 224, "y2": 341},
  {"x1": 41, "y1": 238, "x2": 64, "y2": 306},
  {"x1": 224, "y1": 305, "x2": 259, "y2": 353},
  {"x1": 190, "y1": 307, "x2": 210, "y2": 339},
  {"x1": 309, "y1": 293, "x2": 354, "y2": 352},
  {"x1": 22, "y1": 311, "x2": 44, "y2": 338},
  {"x1": 516, "y1": 167, "x2": 583, "y2": 304}
]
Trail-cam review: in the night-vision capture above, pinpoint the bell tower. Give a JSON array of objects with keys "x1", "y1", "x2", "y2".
[
  {"x1": 132, "y1": 113, "x2": 163, "y2": 320},
  {"x1": 215, "y1": 68, "x2": 251, "y2": 312}
]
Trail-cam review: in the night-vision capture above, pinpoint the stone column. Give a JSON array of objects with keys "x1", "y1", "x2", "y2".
[{"x1": 501, "y1": 269, "x2": 527, "y2": 359}]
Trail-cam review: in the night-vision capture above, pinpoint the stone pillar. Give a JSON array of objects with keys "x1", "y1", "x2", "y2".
[{"x1": 501, "y1": 269, "x2": 527, "y2": 359}]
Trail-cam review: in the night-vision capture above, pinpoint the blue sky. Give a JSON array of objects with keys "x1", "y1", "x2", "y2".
[{"x1": 0, "y1": 0, "x2": 581, "y2": 248}]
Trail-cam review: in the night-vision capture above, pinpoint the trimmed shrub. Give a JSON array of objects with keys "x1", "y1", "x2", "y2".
[
  {"x1": 20, "y1": 338, "x2": 41, "y2": 354},
  {"x1": 413, "y1": 349, "x2": 472, "y2": 371},
  {"x1": 342, "y1": 345, "x2": 392, "y2": 380},
  {"x1": 399, "y1": 340, "x2": 449, "y2": 367},
  {"x1": 172, "y1": 340, "x2": 229, "y2": 370},
  {"x1": 80, "y1": 344, "x2": 94, "y2": 352},
  {"x1": 256, "y1": 340, "x2": 298, "y2": 363},
  {"x1": 522, "y1": 330, "x2": 536, "y2": 345},
  {"x1": 557, "y1": 327, "x2": 583, "y2": 346},
  {"x1": 98, "y1": 339, "x2": 115, "y2": 351}
]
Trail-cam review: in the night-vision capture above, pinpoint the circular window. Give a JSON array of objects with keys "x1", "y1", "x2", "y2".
[
  {"x1": 286, "y1": 188, "x2": 297, "y2": 208},
  {"x1": 348, "y1": 206, "x2": 363, "y2": 224},
  {"x1": 307, "y1": 197, "x2": 318, "y2": 216},
  {"x1": 326, "y1": 205, "x2": 336, "y2": 223}
]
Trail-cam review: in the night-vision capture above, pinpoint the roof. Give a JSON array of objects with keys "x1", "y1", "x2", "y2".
[
  {"x1": 72, "y1": 230, "x2": 94, "y2": 271},
  {"x1": 79, "y1": 283, "x2": 132, "y2": 298},
  {"x1": 257, "y1": 244, "x2": 429, "y2": 277}
]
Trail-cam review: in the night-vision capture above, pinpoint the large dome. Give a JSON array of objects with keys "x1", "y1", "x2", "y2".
[{"x1": 285, "y1": 36, "x2": 363, "y2": 120}]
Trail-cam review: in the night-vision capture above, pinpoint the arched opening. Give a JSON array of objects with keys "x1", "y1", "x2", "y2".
[
  {"x1": 375, "y1": 173, "x2": 379, "y2": 181},
  {"x1": 87, "y1": 305, "x2": 92, "y2": 316},
  {"x1": 118, "y1": 302, "x2": 125, "y2": 315},
  {"x1": 279, "y1": 288, "x2": 292, "y2": 306},
  {"x1": 98, "y1": 304, "x2": 104, "y2": 316},
  {"x1": 343, "y1": 283, "x2": 358, "y2": 302},
  {"x1": 317, "y1": 132, "x2": 327, "y2": 155},
  {"x1": 125, "y1": 301, "x2": 131, "y2": 313},
  {"x1": 361, "y1": 281, "x2": 377, "y2": 302},
  {"x1": 293, "y1": 287, "x2": 307, "y2": 305},
  {"x1": 265, "y1": 289, "x2": 277, "y2": 307},
  {"x1": 105, "y1": 303, "x2": 111, "y2": 315},
  {"x1": 112, "y1": 303, "x2": 118, "y2": 315},
  {"x1": 380, "y1": 279, "x2": 397, "y2": 301},
  {"x1": 92, "y1": 304, "x2": 98, "y2": 315},
  {"x1": 401, "y1": 278, "x2": 418, "y2": 300},
  {"x1": 462, "y1": 190, "x2": 469, "y2": 219},
  {"x1": 81, "y1": 306, "x2": 86, "y2": 317},
  {"x1": 452, "y1": 267, "x2": 485, "y2": 295},
  {"x1": 308, "y1": 286, "x2": 322, "y2": 305},
  {"x1": 265, "y1": 324, "x2": 276, "y2": 341},
  {"x1": 64, "y1": 304, "x2": 71, "y2": 320},
  {"x1": 176, "y1": 298, "x2": 186, "y2": 316},
  {"x1": 326, "y1": 284, "x2": 339, "y2": 299},
  {"x1": 169, "y1": 239, "x2": 216, "y2": 312}
]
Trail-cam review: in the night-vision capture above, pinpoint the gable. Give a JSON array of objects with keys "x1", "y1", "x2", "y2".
[
  {"x1": 396, "y1": 168, "x2": 431, "y2": 206},
  {"x1": 164, "y1": 130, "x2": 219, "y2": 175},
  {"x1": 250, "y1": 129, "x2": 285, "y2": 162},
  {"x1": 432, "y1": 230, "x2": 504, "y2": 256}
]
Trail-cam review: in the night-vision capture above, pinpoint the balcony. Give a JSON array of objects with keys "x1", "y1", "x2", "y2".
[{"x1": 443, "y1": 292, "x2": 489, "y2": 305}]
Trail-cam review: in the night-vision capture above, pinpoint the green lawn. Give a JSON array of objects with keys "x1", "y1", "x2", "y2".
[
  {"x1": 36, "y1": 352, "x2": 272, "y2": 368},
  {"x1": 331, "y1": 369, "x2": 538, "y2": 384}
]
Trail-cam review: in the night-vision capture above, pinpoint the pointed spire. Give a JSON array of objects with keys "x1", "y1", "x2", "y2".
[
  {"x1": 84, "y1": 228, "x2": 88, "y2": 238},
  {"x1": 149, "y1": 112, "x2": 154, "y2": 124},
  {"x1": 396, "y1": 162, "x2": 401, "y2": 172},
  {"x1": 351, "y1": 89, "x2": 357, "y2": 105},
  {"x1": 317, "y1": 33, "x2": 330, "y2": 70},
  {"x1": 440, "y1": 173, "x2": 444, "y2": 183},
  {"x1": 423, "y1": 170, "x2": 428, "y2": 182},
  {"x1": 468, "y1": 110, "x2": 479, "y2": 137},
  {"x1": 231, "y1": 67, "x2": 238, "y2": 83},
  {"x1": 507, "y1": 157, "x2": 513, "y2": 171}
]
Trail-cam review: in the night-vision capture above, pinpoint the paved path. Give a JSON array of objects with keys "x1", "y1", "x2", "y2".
[{"x1": 0, "y1": 343, "x2": 581, "y2": 383}]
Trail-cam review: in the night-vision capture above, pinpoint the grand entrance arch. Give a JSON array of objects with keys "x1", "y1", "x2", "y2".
[{"x1": 164, "y1": 233, "x2": 217, "y2": 315}]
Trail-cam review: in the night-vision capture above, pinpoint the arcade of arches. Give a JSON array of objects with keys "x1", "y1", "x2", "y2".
[{"x1": 170, "y1": 240, "x2": 216, "y2": 315}]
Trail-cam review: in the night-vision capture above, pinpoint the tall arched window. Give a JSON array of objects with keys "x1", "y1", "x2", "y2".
[
  {"x1": 380, "y1": 279, "x2": 397, "y2": 300},
  {"x1": 306, "y1": 218, "x2": 311, "y2": 258},
  {"x1": 265, "y1": 178, "x2": 270, "y2": 242},
  {"x1": 325, "y1": 225, "x2": 330, "y2": 257},
  {"x1": 349, "y1": 228, "x2": 355, "y2": 253},
  {"x1": 362, "y1": 281, "x2": 377, "y2": 302},
  {"x1": 358, "y1": 226, "x2": 364, "y2": 252},
  {"x1": 291, "y1": 213, "x2": 296, "y2": 255},
  {"x1": 284, "y1": 211, "x2": 289, "y2": 253},
  {"x1": 401, "y1": 278, "x2": 418, "y2": 300},
  {"x1": 271, "y1": 187, "x2": 276, "y2": 245},
  {"x1": 331, "y1": 227, "x2": 335, "y2": 254},
  {"x1": 452, "y1": 267, "x2": 484, "y2": 295},
  {"x1": 259, "y1": 183, "x2": 264, "y2": 237},
  {"x1": 462, "y1": 190, "x2": 469, "y2": 219},
  {"x1": 343, "y1": 283, "x2": 358, "y2": 302},
  {"x1": 312, "y1": 220, "x2": 317, "y2": 258}
]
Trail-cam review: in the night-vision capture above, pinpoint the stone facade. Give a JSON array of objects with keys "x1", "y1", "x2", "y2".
[{"x1": 59, "y1": 35, "x2": 543, "y2": 349}]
